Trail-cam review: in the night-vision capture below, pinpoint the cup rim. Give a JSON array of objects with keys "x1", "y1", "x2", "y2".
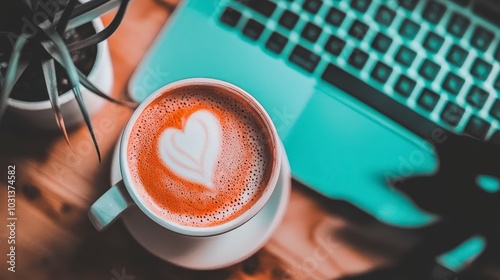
[{"x1": 120, "y1": 78, "x2": 282, "y2": 237}]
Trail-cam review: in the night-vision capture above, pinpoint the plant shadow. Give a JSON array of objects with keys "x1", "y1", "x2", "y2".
[{"x1": 0, "y1": 113, "x2": 65, "y2": 161}]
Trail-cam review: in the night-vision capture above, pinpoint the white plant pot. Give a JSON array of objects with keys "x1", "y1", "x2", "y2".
[{"x1": 6, "y1": 18, "x2": 113, "y2": 130}]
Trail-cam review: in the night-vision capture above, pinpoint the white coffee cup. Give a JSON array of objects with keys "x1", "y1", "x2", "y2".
[{"x1": 88, "y1": 78, "x2": 282, "y2": 237}]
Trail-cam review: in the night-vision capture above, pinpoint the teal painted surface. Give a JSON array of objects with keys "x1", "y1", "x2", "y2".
[
  {"x1": 284, "y1": 91, "x2": 437, "y2": 225},
  {"x1": 438, "y1": 236, "x2": 486, "y2": 271},
  {"x1": 476, "y1": 175, "x2": 500, "y2": 193}
]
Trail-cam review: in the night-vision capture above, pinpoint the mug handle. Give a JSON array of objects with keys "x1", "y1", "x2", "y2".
[{"x1": 88, "y1": 180, "x2": 134, "y2": 231}]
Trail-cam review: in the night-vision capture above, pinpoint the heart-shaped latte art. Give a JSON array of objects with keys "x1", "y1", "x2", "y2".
[{"x1": 158, "y1": 110, "x2": 221, "y2": 189}]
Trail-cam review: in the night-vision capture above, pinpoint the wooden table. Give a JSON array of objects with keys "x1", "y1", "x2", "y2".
[{"x1": 0, "y1": 1, "x2": 496, "y2": 279}]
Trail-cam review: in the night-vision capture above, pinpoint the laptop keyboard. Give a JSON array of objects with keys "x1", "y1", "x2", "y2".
[{"x1": 219, "y1": 0, "x2": 500, "y2": 142}]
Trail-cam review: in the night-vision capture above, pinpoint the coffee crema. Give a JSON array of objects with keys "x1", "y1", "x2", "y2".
[{"x1": 127, "y1": 85, "x2": 274, "y2": 227}]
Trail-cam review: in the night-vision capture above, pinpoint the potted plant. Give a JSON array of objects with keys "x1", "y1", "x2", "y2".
[{"x1": 0, "y1": 0, "x2": 134, "y2": 161}]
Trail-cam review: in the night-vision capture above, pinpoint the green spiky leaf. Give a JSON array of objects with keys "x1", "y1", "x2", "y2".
[
  {"x1": 0, "y1": 35, "x2": 29, "y2": 119},
  {"x1": 68, "y1": 0, "x2": 130, "y2": 52},
  {"x1": 56, "y1": 0, "x2": 78, "y2": 35},
  {"x1": 41, "y1": 58, "x2": 72, "y2": 146},
  {"x1": 39, "y1": 35, "x2": 136, "y2": 111},
  {"x1": 40, "y1": 40, "x2": 135, "y2": 109},
  {"x1": 38, "y1": 21, "x2": 101, "y2": 162},
  {"x1": 78, "y1": 70, "x2": 136, "y2": 108},
  {"x1": 38, "y1": 21, "x2": 80, "y2": 87},
  {"x1": 67, "y1": 0, "x2": 121, "y2": 30},
  {"x1": 72, "y1": 83, "x2": 101, "y2": 162}
]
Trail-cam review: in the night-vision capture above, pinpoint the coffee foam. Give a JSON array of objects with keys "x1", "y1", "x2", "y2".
[
  {"x1": 127, "y1": 85, "x2": 274, "y2": 227},
  {"x1": 158, "y1": 109, "x2": 222, "y2": 189}
]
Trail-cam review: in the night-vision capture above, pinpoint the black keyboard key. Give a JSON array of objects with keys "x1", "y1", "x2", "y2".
[
  {"x1": 220, "y1": 7, "x2": 242, "y2": 27},
  {"x1": 371, "y1": 32, "x2": 392, "y2": 54},
  {"x1": 348, "y1": 48, "x2": 369, "y2": 69},
  {"x1": 394, "y1": 74, "x2": 416, "y2": 97},
  {"x1": 419, "y1": 59, "x2": 441, "y2": 81},
  {"x1": 395, "y1": 45, "x2": 416, "y2": 67},
  {"x1": 447, "y1": 12, "x2": 470, "y2": 38},
  {"x1": 349, "y1": 20, "x2": 369, "y2": 40},
  {"x1": 495, "y1": 44, "x2": 500, "y2": 61},
  {"x1": 446, "y1": 44, "x2": 468, "y2": 67},
  {"x1": 471, "y1": 26, "x2": 494, "y2": 52},
  {"x1": 466, "y1": 86, "x2": 489, "y2": 109},
  {"x1": 325, "y1": 7, "x2": 346, "y2": 27},
  {"x1": 351, "y1": 0, "x2": 372, "y2": 13},
  {"x1": 465, "y1": 116, "x2": 490, "y2": 140},
  {"x1": 321, "y1": 63, "x2": 443, "y2": 139},
  {"x1": 398, "y1": 0, "x2": 418, "y2": 10},
  {"x1": 375, "y1": 5, "x2": 396, "y2": 26},
  {"x1": 422, "y1": 1, "x2": 446, "y2": 24},
  {"x1": 289, "y1": 45, "x2": 320, "y2": 73},
  {"x1": 490, "y1": 130, "x2": 500, "y2": 145},
  {"x1": 494, "y1": 74, "x2": 500, "y2": 91},
  {"x1": 266, "y1": 32, "x2": 288, "y2": 54},
  {"x1": 371, "y1": 61, "x2": 392, "y2": 83},
  {"x1": 243, "y1": 19, "x2": 265, "y2": 40},
  {"x1": 423, "y1": 32, "x2": 444, "y2": 53},
  {"x1": 418, "y1": 88, "x2": 440, "y2": 111},
  {"x1": 303, "y1": 0, "x2": 322, "y2": 14},
  {"x1": 490, "y1": 99, "x2": 500, "y2": 120},
  {"x1": 325, "y1": 35, "x2": 346, "y2": 56},
  {"x1": 441, "y1": 102, "x2": 464, "y2": 127},
  {"x1": 399, "y1": 19, "x2": 420, "y2": 39},
  {"x1": 301, "y1": 22, "x2": 322, "y2": 43},
  {"x1": 442, "y1": 72, "x2": 464, "y2": 95},
  {"x1": 470, "y1": 58, "x2": 492, "y2": 81},
  {"x1": 238, "y1": 0, "x2": 276, "y2": 17},
  {"x1": 279, "y1": 10, "x2": 299, "y2": 30}
]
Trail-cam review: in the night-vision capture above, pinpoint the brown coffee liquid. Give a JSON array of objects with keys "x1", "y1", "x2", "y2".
[{"x1": 128, "y1": 85, "x2": 274, "y2": 227}]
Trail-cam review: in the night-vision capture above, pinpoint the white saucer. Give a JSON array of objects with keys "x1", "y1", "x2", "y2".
[{"x1": 110, "y1": 141, "x2": 291, "y2": 270}]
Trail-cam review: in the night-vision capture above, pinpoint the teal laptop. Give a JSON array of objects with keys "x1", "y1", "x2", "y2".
[{"x1": 129, "y1": 0, "x2": 499, "y2": 270}]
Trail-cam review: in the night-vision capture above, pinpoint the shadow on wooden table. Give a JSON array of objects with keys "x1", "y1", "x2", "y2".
[
  {"x1": 0, "y1": 114, "x2": 63, "y2": 162},
  {"x1": 62, "y1": 218, "x2": 291, "y2": 280}
]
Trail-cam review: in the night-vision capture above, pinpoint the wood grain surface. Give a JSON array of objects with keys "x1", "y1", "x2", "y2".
[{"x1": 1, "y1": 1, "x2": 493, "y2": 280}]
